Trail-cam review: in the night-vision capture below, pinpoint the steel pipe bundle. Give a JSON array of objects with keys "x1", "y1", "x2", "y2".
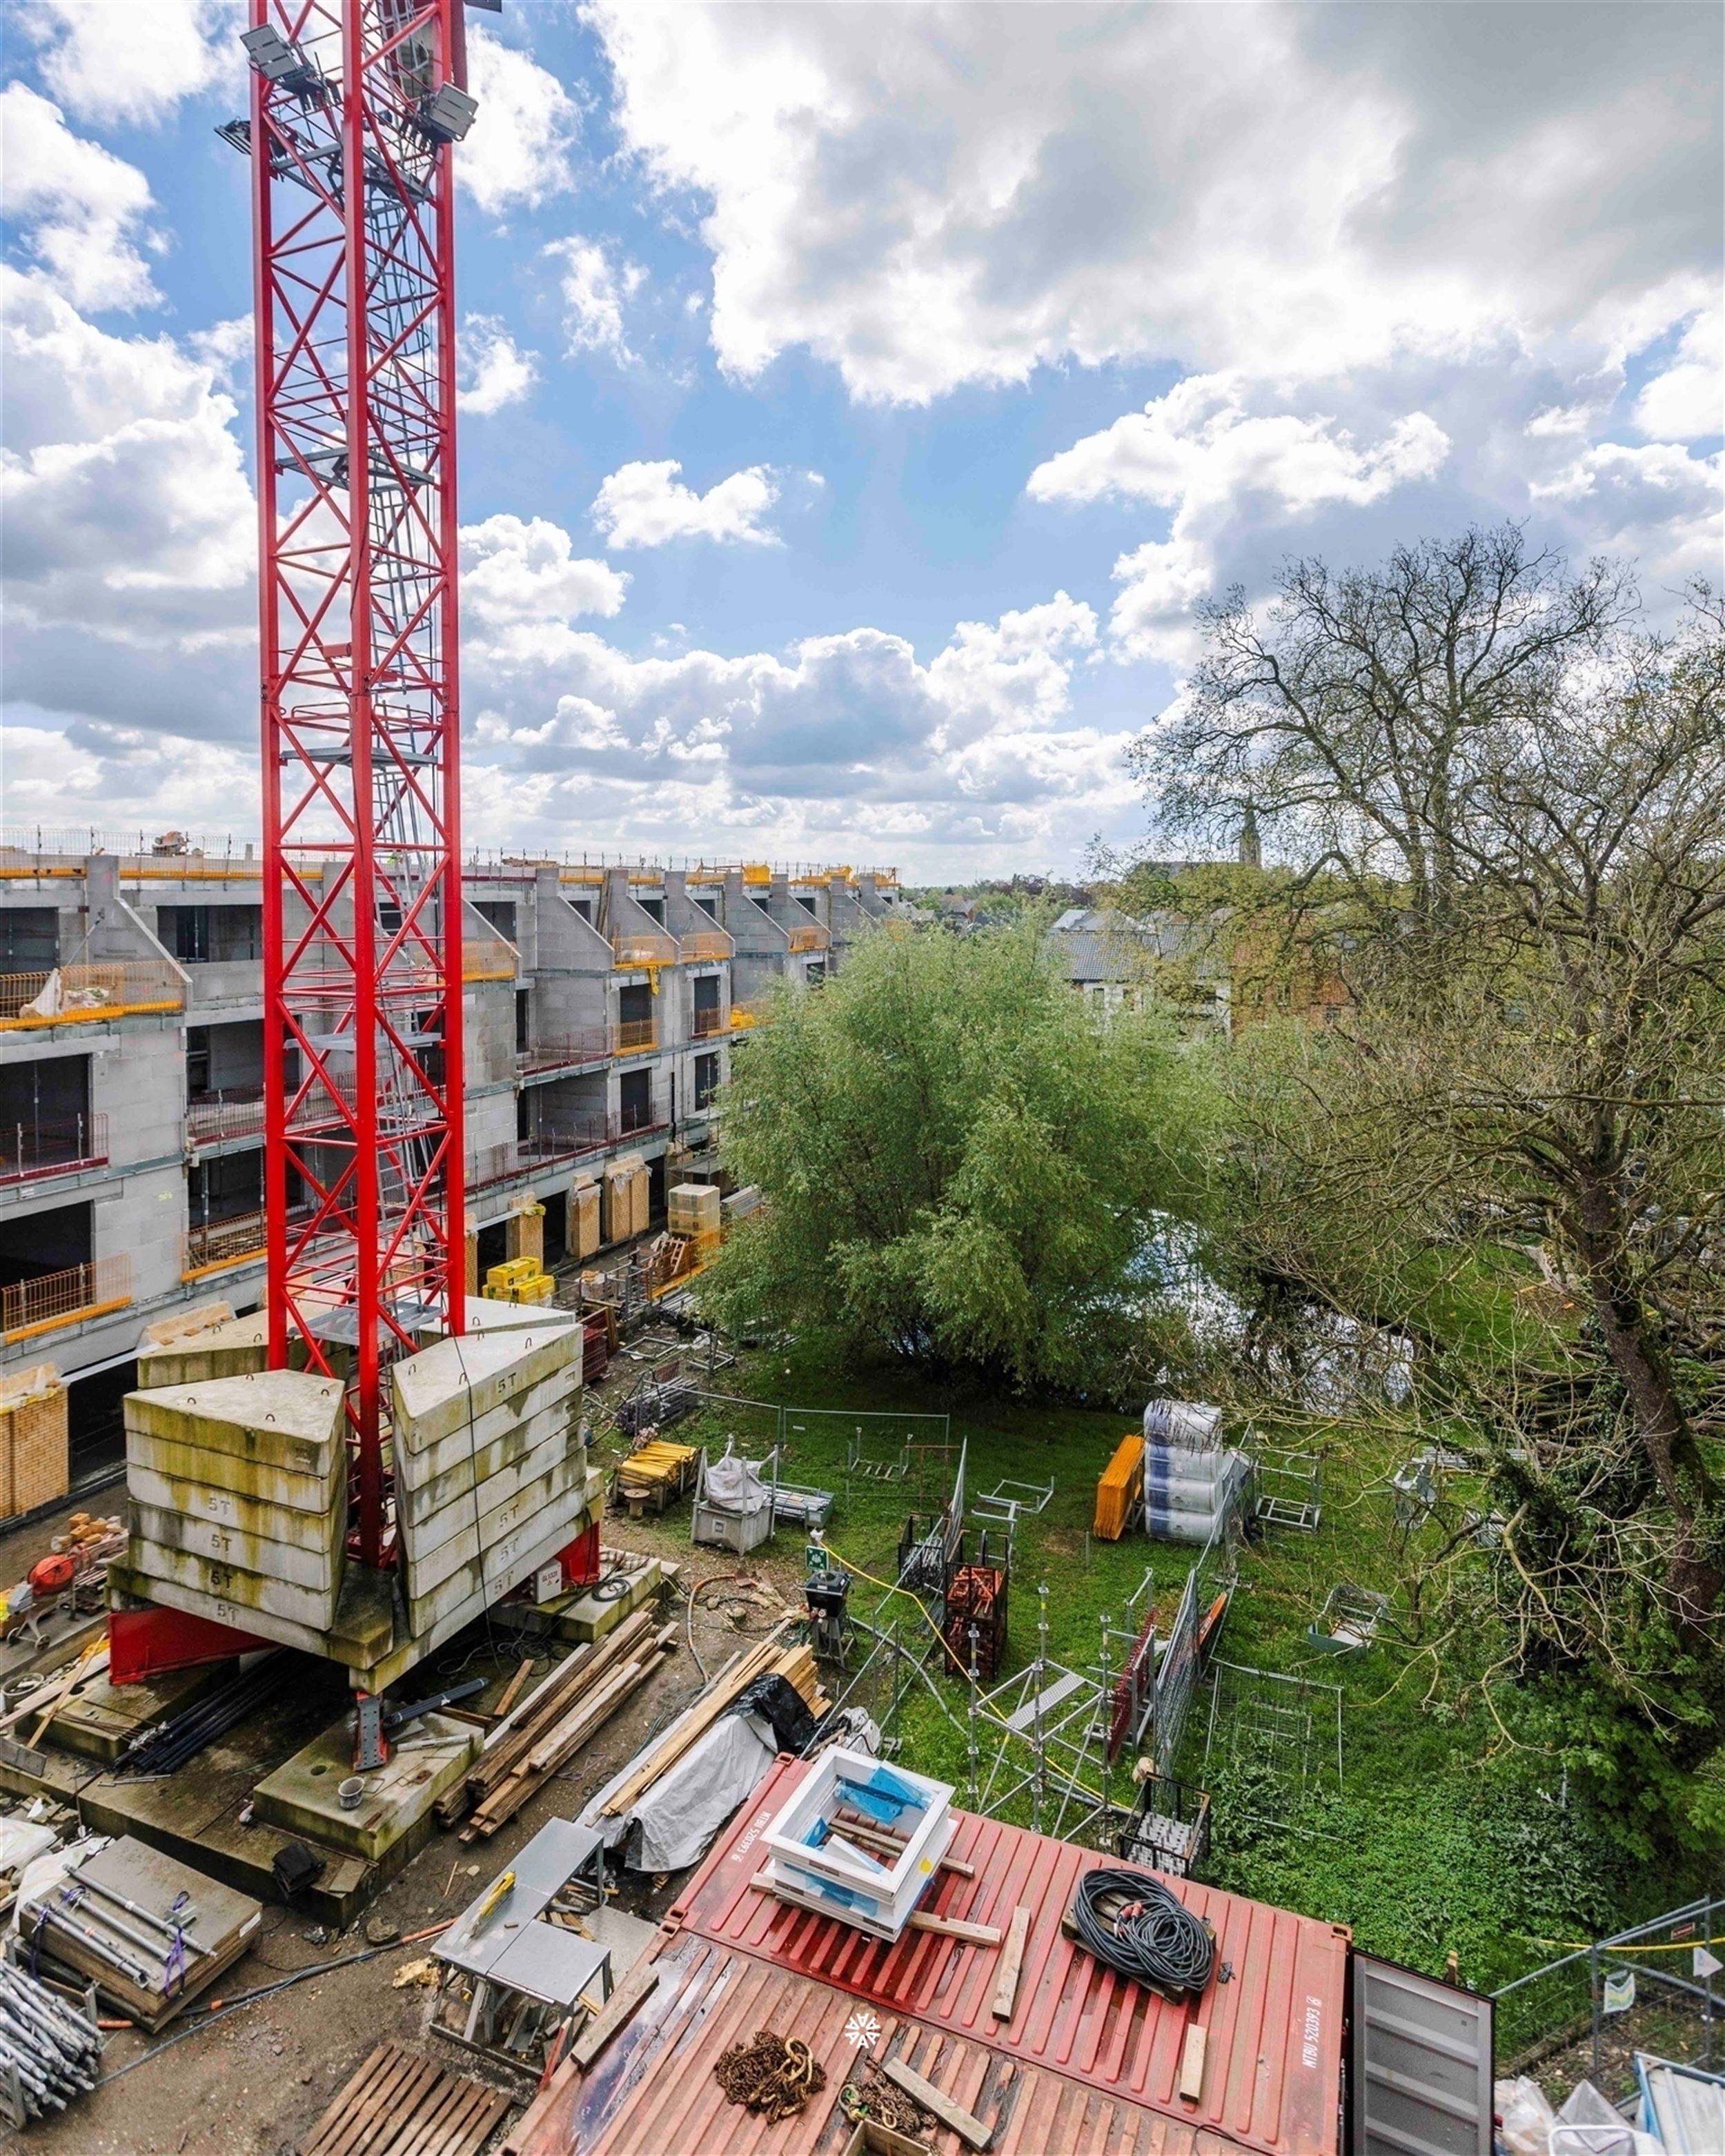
[
  {"x1": 0, "y1": 1961, "x2": 103, "y2": 2122},
  {"x1": 119, "y1": 1652, "x2": 286, "y2": 1776}
]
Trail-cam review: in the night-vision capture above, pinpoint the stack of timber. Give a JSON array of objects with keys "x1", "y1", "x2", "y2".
[
  {"x1": 391, "y1": 1322, "x2": 591, "y2": 1641},
  {"x1": 598, "y1": 1628, "x2": 828, "y2": 1824},
  {"x1": 0, "y1": 1364, "x2": 70, "y2": 1517},
  {"x1": 120, "y1": 1369, "x2": 346, "y2": 1643},
  {"x1": 442, "y1": 1606, "x2": 678, "y2": 1839},
  {"x1": 611, "y1": 1438, "x2": 698, "y2": 1517},
  {"x1": 1093, "y1": 1430, "x2": 1145, "y2": 1541}
]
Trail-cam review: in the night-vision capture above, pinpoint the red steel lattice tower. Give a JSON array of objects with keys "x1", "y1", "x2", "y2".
[{"x1": 247, "y1": 1, "x2": 473, "y2": 1572}]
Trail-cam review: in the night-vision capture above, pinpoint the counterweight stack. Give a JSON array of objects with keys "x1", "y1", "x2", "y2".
[{"x1": 250, "y1": 1, "x2": 473, "y2": 1569}]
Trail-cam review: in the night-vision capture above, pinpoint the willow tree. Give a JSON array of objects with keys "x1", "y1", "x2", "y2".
[{"x1": 697, "y1": 919, "x2": 1205, "y2": 1392}]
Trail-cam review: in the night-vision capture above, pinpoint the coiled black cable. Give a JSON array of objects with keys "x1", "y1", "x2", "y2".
[{"x1": 1070, "y1": 1867, "x2": 1215, "y2": 1994}]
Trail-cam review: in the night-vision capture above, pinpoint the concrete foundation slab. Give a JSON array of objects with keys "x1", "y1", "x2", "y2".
[
  {"x1": 52, "y1": 1659, "x2": 239, "y2": 1765},
  {"x1": 542, "y1": 1556, "x2": 664, "y2": 1643},
  {"x1": 252, "y1": 1711, "x2": 479, "y2": 1863}
]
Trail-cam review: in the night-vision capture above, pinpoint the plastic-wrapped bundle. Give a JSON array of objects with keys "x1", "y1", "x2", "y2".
[
  {"x1": 1143, "y1": 1442, "x2": 1250, "y2": 1544},
  {"x1": 1143, "y1": 1398, "x2": 1224, "y2": 1450}
]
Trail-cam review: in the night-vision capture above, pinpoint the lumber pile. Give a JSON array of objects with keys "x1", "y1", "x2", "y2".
[
  {"x1": 441, "y1": 1608, "x2": 677, "y2": 1841},
  {"x1": 598, "y1": 1628, "x2": 827, "y2": 1821},
  {"x1": 612, "y1": 1438, "x2": 698, "y2": 1516}
]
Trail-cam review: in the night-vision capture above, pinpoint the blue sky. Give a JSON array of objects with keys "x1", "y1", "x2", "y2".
[{"x1": 2, "y1": 2, "x2": 1720, "y2": 877}]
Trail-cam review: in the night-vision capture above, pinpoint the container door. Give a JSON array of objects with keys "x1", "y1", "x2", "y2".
[{"x1": 1349, "y1": 1952, "x2": 1492, "y2": 2156}]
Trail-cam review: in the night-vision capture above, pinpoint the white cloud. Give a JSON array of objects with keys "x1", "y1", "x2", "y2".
[
  {"x1": 0, "y1": 85, "x2": 161, "y2": 311},
  {"x1": 589, "y1": 3, "x2": 1719, "y2": 406},
  {"x1": 1633, "y1": 310, "x2": 1724, "y2": 441},
  {"x1": 457, "y1": 315, "x2": 539, "y2": 416},
  {"x1": 591, "y1": 459, "x2": 780, "y2": 547},
  {"x1": 19, "y1": 0, "x2": 235, "y2": 128},
  {"x1": 460, "y1": 514, "x2": 629, "y2": 626},
  {"x1": 1029, "y1": 373, "x2": 1450, "y2": 657},
  {"x1": 1528, "y1": 438, "x2": 1722, "y2": 585},
  {"x1": 545, "y1": 236, "x2": 642, "y2": 362},
  {"x1": 461, "y1": 27, "x2": 581, "y2": 217}
]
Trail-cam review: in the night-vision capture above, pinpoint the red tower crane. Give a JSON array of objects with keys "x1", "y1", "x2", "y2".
[{"x1": 242, "y1": 1, "x2": 480, "y2": 1574}]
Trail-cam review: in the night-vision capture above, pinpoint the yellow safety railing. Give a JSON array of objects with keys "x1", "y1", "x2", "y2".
[
  {"x1": 676, "y1": 931, "x2": 733, "y2": 962},
  {"x1": 785, "y1": 924, "x2": 829, "y2": 953},
  {"x1": 181, "y1": 1209, "x2": 268, "y2": 1278},
  {"x1": 0, "y1": 962, "x2": 183, "y2": 1030},
  {"x1": 461, "y1": 938, "x2": 516, "y2": 982},
  {"x1": 613, "y1": 931, "x2": 678, "y2": 967},
  {"x1": 613, "y1": 1019, "x2": 657, "y2": 1054}
]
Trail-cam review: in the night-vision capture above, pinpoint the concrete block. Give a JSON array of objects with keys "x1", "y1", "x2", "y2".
[
  {"x1": 136, "y1": 1315, "x2": 269, "y2": 1389},
  {"x1": 123, "y1": 1430, "x2": 337, "y2": 1514},
  {"x1": 124, "y1": 1370, "x2": 345, "y2": 1479},
  {"x1": 403, "y1": 1485, "x2": 592, "y2": 1639},
  {"x1": 390, "y1": 1363, "x2": 578, "y2": 1492},
  {"x1": 53, "y1": 1661, "x2": 241, "y2": 1766},
  {"x1": 126, "y1": 1460, "x2": 344, "y2": 1544},
  {"x1": 401, "y1": 1449, "x2": 589, "y2": 1599},
  {"x1": 393, "y1": 1415, "x2": 573, "y2": 1532},
  {"x1": 390, "y1": 1325, "x2": 578, "y2": 1454},
  {"x1": 411, "y1": 1298, "x2": 582, "y2": 1347},
  {"x1": 132, "y1": 1501, "x2": 344, "y2": 1593},
  {"x1": 127, "y1": 1535, "x2": 339, "y2": 1632},
  {"x1": 104, "y1": 1561, "x2": 340, "y2": 1663},
  {"x1": 252, "y1": 1712, "x2": 478, "y2": 1863},
  {"x1": 555, "y1": 1555, "x2": 664, "y2": 1642}
]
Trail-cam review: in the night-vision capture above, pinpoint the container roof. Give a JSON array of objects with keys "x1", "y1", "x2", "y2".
[
  {"x1": 551, "y1": 1931, "x2": 1219, "y2": 2156},
  {"x1": 582, "y1": 1756, "x2": 1348, "y2": 2156}
]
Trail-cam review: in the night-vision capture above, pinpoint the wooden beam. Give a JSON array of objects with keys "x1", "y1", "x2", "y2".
[
  {"x1": 992, "y1": 1906, "x2": 1030, "y2": 2021},
  {"x1": 570, "y1": 1965, "x2": 659, "y2": 2070},
  {"x1": 1179, "y1": 2023, "x2": 1208, "y2": 2103},
  {"x1": 881, "y1": 2060, "x2": 992, "y2": 2151},
  {"x1": 906, "y1": 1912, "x2": 1002, "y2": 1947},
  {"x1": 493, "y1": 1657, "x2": 535, "y2": 1719}
]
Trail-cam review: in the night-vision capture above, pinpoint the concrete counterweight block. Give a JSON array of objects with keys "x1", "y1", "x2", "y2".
[
  {"x1": 390, "y1": 1321, "x2": 588, "y2": 1637},
  {"x1": 122, "y1": 1369, "x2": 348, "y2": 1631}
]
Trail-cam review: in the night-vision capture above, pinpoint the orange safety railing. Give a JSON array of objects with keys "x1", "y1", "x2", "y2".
[
  {"x1": 692, "y1": 1007, "x2": 729, "y2": 1038},
  {"x1": 612, "y1": 931, "x2": 678, "y2": 967},
  {"x1": 0, "y1": 1113, "x2": 108, "y2": 1186},
  {"x1": 462, "y1": 938, "x2": 517, "y2": 982},
  {"x1": 517, "y1": 1029, "x2": 611, "y2": 1075},
  {"x1": 2, "y1": 1255, "x2": 132, "y2": 1341},
  {"x1": 0, "y1": 962, "x2": 183, "y2": 1029},
  {"x1": 676, "y1": 931, "x2": 733, "y2": 962},
  {"x1": 785, "y1": 924, "x2": 829, "y2": 953},
  {"x1": 182, "y1": 1208, "x2": 268, "y2": 1275},
  {"x1": 613, "y1": 1019, "x2": 657, "y2": 1055}
]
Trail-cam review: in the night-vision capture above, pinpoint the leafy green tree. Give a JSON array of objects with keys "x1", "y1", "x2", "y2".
[{"x1": 698, "y1": 919, "x2": 1207, "y2": 1391}]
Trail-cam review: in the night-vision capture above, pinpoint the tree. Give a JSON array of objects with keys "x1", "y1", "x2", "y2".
[
  {"x1": 697, "y1": 918, "x2": 1206, "y2": 1392},
  {"x1": 1134, "y1": 525, "x2": 1635, "y2": 930},
  {"x1": 1190, "y1": 592, "x2": 1725, "y2": 1767}
]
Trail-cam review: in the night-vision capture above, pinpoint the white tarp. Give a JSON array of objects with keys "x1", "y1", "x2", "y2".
[{"x1": 579, "y1": 1711, "x2": 777, "y2": 1872}]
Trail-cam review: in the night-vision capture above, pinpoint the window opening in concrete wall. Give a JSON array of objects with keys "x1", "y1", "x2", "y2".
[
  {"x1": 474, "y1": 899, "x2": 517, "y2": 941},
  {"x1": 0, "y1": 908, "x2": 58, "y2": 971},
  {"x1": 0, "y1": 1197, "x2": 92, "y2": 1293},
  {"x1": 157, "y1": 904, "x2": 264, "y2": 963},
  {"x1": 619, "y1": 1066, "x2": 653, "y2": 1134},
  {"x1": 694, "y1": 1051, "x2": 720, "y2": 1109}
]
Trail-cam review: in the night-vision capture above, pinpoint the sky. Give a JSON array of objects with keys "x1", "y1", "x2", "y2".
[{"x1": 1, "y1": 1, "x2": 1720, "y2": 880}]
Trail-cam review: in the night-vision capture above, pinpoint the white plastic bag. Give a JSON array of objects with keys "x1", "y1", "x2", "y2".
[{"x1": 1495, "y1": 2075, "x2": 1557, "y2": 2156}]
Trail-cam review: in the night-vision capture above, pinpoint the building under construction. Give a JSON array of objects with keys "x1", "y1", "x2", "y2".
[{"x1": 0, "y1": 840, "x2": 899, "y2": 1507}]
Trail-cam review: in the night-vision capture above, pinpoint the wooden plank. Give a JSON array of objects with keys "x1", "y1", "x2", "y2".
[
  {"x1": 598, "y1": 1624, "x2": 791, "y2": 1816},
  {"x1": 498, "y1": 2057, "x2": 577, "y2": 2156},
  {"x1": 992, "y1": 1906, "x2": 1031, "y2": 2021},
  {"x1": 907, "y1": 1911, "x2": 1002, "y2": 1946},
  {"x1": 307, "y1": 2044, "x2": 422, "y2": 2156},
  {"x1": 493, "y1": 1658, "x2": 535, "y2": 1719},
  {"x1": 391, "y1": 2072, "x2": 471, "y2": 2156},
  {"x1": 569, "y1": 1964, "x2": 659, "y2": 2070},
  {"x1": 431, "y1": 2086, "x2": 509, "y2": 2156},
  {"x1": 1179, "y1": 2023, "x2": 1208, "y2": 2103},
  {"x1": 342, "y1": 2054, "x2": 445, "y2": 2156},
  {"x1": 303, "y1": 2042, "x2": 393, "y2": 2156},
  {"x1": 881, "y1": 2059, "x2": 992, "y2": 2150}
]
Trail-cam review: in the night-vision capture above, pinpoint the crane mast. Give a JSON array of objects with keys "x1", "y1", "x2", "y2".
[{"x1": 247, "y1": 1, "x2": 474, "y2": 1573}]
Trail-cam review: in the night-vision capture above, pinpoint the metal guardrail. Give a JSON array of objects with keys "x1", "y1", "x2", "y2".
[
  {"x1": 0, "y1": 962, "x2": 184, "y2": 1029},
  {"x1": 186, "y1": 1091, "x2": 266, "y2": 1145},
  {"x1": 691, "y1": 1007, "x2": 729, "y2": 1038},
  {"x1": 0, "y1": 1114, "x2": 108, "y2": 1186},
  {"x1": 469, "y1": 1112, "x2": 670, "y2": 1190},
  {"x1": 613, "y1": 1020, "x2": 656, "y2": 1055},
  {"x1": 1, "y1": 1255, "x2": 132, "y2": 1338},
  {"x1": 785, "y1": 924, "x2": 830, "y2": 953},
  {"x1": 182, "y1": 1209, "x2": 269, "y2": 1273},
  {"x1": 461, "y1": 938, "x2": 516, "y2": 982},
  {"x1": 517, "y1": 1031, "x2": 612, "y2": 1076},
  {"x1": 677, "y1": 931, "x2": 733, "y2": 962},
  {"x1": 612, "y1": 933, "x2": 678, "y2": 967}
]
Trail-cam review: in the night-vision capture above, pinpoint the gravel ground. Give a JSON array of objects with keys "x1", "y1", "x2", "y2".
[{"x1": 0, "y1": 1469, "x2": 796, "y2": 2156}]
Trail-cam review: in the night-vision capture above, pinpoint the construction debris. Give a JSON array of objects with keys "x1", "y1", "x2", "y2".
[{"x1": 714, "y1": 2027, "x2": 827, "y2": 2124}]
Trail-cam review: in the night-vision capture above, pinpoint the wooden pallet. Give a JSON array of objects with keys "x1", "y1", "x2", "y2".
[{"x1": 304, "y1": 2042, "x2": 510, "y2": 2156}]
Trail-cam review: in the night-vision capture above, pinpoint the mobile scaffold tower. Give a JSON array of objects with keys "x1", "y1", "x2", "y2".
[{"x1": 246, "y1": 1, "x2": 479, "y2": 1571}]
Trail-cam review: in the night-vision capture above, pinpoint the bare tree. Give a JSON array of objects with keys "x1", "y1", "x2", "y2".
[{"x1": 1134, "y1": 525, "x2": 1636, "y2": 929}]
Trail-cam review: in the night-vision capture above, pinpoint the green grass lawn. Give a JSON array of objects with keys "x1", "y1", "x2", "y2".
[{"x1": 589, "y1": 1326, "x2": 1682, "y2": 2044}]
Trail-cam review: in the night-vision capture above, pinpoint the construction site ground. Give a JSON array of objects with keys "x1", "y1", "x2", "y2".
[{"x1": 0, "y1": 1481, "x2": 787, "y2": 2156}]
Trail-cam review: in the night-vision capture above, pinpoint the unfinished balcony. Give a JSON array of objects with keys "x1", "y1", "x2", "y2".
[
  {"x1": 186, "y1": 1091, "x2": 267, "y2": 1147},
  {"x1": 1, "y1": 1254, "x2": 132, "y2": 1345},
  {"x1": 0, "y1": 1114, "x2": 109, "y2": 1189},
  {"x1": 0, "y1": 961, "x2": 183, "y2": 1032}
]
